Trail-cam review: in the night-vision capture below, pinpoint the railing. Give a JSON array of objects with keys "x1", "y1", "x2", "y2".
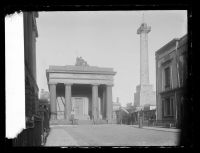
[
  {"x1": 12, "y1": 117, "x2": 42, "y2": 146},
  {"x1": 38, "y1": 108, "x2": 50, "y2": 145},
  {"x1": 130, "y1": 119, "x2": 176, "y2": 128},
  {"x1": 116, "y1": 113, "x2": 177, "y2": 128},
  {"x1": 151, "y1": 119, "x2": 176, "y2": 128},
  {"x1": 12, "y1": 110, "x2": 50, "y2": 146}
]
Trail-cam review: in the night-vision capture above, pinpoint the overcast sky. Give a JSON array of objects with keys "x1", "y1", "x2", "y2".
[{"x1": 36, "y1": 10, "x2": 187, "y2": 107}]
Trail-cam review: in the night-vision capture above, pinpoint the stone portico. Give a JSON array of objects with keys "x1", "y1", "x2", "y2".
[{"x1": 46, "y1": 58, "x2": 116, "y2": 124}]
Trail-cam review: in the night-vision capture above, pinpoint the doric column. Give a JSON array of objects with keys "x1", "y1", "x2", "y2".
[
  {"x1": 49, "y1": 83, "x2": 57, "y2": 120},
  {"x1": 92, "y1": 84, "x2": 99, "y2": 120},
  {"x1": 98, "y1": 98, "x2": 101, "y2": 119},
  {"x1": 65, "y1": 83, "x2": 72, "y2": 121},
  {"x1": 102, "y1": 87, "x2": 106, "y2": 119},
  {"x1": 100, "y1": 96, "x2": 103, "y2": 119},
  {"x1": 106, "y1": 85, "x2": 113, "y2": 123}
]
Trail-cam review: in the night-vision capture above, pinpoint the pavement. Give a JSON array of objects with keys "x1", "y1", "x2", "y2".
[
  {"x1": 45, "y1": 124, "x2": 180, "y2": 146},
  {"x1": 45, "y1": 128, "x2": 78, "y2": 146},
  {"x1": 131, "y1": 125, "x2": 181, "y2": 133}
]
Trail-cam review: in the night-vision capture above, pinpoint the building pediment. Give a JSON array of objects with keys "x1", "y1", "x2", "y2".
[
  {"x1": 46, "y1": 62, "x2": 116, "y2": 86},
  {"x1": 48, "y1": 65, "x2": 116, "y2": 75}
]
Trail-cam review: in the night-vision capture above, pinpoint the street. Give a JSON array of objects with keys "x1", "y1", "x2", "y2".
[{"x1": 45, "y1": 124, "x2": 180, "y2": 146}]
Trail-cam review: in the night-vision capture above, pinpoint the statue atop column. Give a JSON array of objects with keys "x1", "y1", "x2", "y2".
[{"x1": 75, "y1": 56, "x2": 89, "y2": 66}]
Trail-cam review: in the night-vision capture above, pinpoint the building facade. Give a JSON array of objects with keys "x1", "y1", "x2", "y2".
[
  {"x1": 12, "y1": 12, "x2": 44, "y2": 146},
  {"x1": 46, "y1": 57, "x2": 116, "y2": 124},
  {"x1": 24, "y1": 12, "x2": 39, "y2": 118},
  {"x1": 155, "y1": 34, "x2": 187, "y2": 128},
  {"x1": 40, "y1": 89, "x2": 50, "y2": 102}
]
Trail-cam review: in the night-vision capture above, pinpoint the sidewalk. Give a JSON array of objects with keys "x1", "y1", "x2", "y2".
[
  {"x1": 45, "y1": 128, "x2": 78, "y2": 146},
  {"x1": 131, "y1": 125, "x2": 181, "y2": 133}
]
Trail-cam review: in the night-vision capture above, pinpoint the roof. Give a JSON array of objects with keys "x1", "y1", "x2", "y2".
[
  {"x1": 120, "y1": 107, "x2": 129, "y2": 114},
  {"x1": 155, "y1": 39, "x2": 177, "y2": 56},
  {"x1": 178, "y1": 34, "x2": 187, "y2": 47},
  {"x1": 47, "y1": 65, "x2": 115, "y2": 73},
  {"x1": 155, "y1": 34, "x2": 187, "y2": 56}
]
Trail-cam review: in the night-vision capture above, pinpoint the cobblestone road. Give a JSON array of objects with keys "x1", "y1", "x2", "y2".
[{"x1": 45, "y1": 124, "x2": 180, "y2": 146}]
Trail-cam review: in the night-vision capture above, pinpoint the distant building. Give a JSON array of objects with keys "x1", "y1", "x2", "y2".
[
  {"x1": 112, "y1": 97, "x2": 121, "y2": 122},
  {"x1": 143, "y1": 104, "x2": 156, "y2": 111},
  {"x1": 128, "y1": 103, "x2": 156, "y2": 126},
  {"x1": 155, "y1": 34, "x2": 187, "y2": 128},
  {"x1": 125, "y1": 102, "x2": 136, "y2": 114},
  {"x1": 115, "y1": 106, "x2": 130, "y2": 124},
  {"x1": 40, "y1": 89, "x2": 50, "y2": 102},
  {"x1": 113, "y1": 98, "x2": 121, "y2": 111},
  {"x1": 126, "y1": 103, "x2": 133, "y2": 109}
]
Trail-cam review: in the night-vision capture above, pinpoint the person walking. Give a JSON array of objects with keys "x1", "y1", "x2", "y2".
[{"x1": 71, "y1": 109, "x2": 75, "y2": 125}]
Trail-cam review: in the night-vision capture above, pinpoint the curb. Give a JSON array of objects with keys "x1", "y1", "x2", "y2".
[{"x1": 131, "y1": 125, "x2": 181, "y2": 133}]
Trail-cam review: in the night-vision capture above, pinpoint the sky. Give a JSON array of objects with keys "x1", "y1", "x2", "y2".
[{"x1": 36, "y1": 10, "x2": 187, "y2": 107}]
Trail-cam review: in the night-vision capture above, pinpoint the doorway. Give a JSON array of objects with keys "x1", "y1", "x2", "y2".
[{"x1": 72, "y1": 97, "x2": 90, "y2": 120}]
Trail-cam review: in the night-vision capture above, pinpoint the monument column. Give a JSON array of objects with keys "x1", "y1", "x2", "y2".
[
  {"x1": 49, "y1": 83, "x2": 57, "y2": 120},
  {"x1": 106, "y1": 85, "x2": 113, "y2": 123},
  {"x1": 137, "y1": 23, "x2": 151, "y2": 85},
  {"x1": 65, "y1": 83, "x2": 72, "y2": 121},
  {"x1": 92, "y1": 84, "x2": 99, "y2": 121},
  {"x1": 133, "y1": 22, "x2": 155, "y2": 107}
]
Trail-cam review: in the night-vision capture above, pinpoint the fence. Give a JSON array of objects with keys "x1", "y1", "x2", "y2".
[
  {"x1": 117, "y1": 110, "x2": 177, "y2": 128},
  {"x1": 12, "y1": 116, "x2": 42, "y2": 146},
  {"x1": 151, "y1": 119, "x2": 176, "y2": 128},
  {"x1": 120, "y1": 117, "x2": 176, "y2": 128},
  {"x1": 12, "y1": 108, "x2": 50, "y2": 146}
]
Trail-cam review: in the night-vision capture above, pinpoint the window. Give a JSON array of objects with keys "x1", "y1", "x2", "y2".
[
  {"x1": 163, "y1": 97, "x2": 173, "y2": 117},
  {"x1": 164, "y1": 67, "x2": 171, "y2": 89},
  {"x1": 165, "y1": 98, "x2": 170, "y2": 115}
]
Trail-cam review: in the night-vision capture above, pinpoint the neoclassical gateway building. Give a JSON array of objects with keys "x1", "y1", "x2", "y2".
[{"x1": 46, "y1": 57, "x2": 116, "y2": 124}]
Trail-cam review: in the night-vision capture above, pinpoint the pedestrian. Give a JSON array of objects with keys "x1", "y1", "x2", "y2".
[
  {"x1": 92, "y1": 115, "x2": 95, "y2": 124},
  {"x1": 71, "y1": 109, "x2": 75, "y2": 125}
]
